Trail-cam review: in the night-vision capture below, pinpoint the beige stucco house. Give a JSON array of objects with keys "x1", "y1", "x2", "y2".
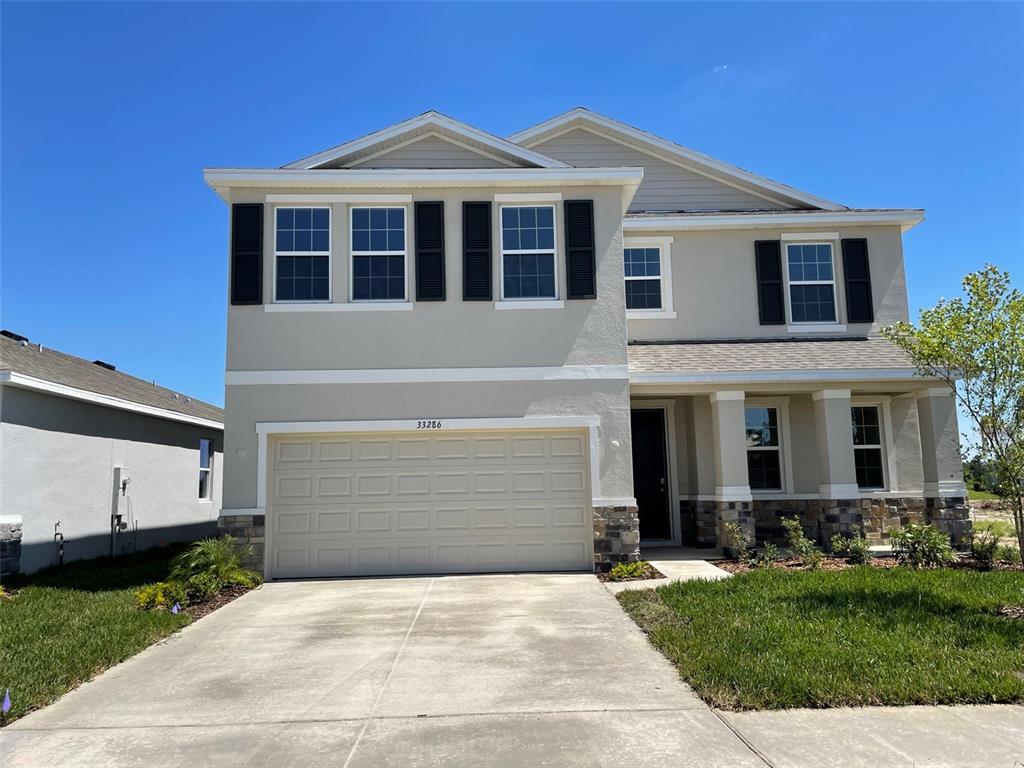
[{"x1": 205, "y1": 108, "x2": 968, "y2": 579}]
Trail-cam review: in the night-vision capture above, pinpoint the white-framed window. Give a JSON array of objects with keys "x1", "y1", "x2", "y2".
[
  {"x1": 851, "y1": 405, "x2": 886, "y2": 490},
  {"x1": 275, "y1": 207, "x2": 331, "y2": 302},
  {"x1": 198, "y1": 438, "x2": 213, "y2": 500},
  {"x1": 499, "y1": 205, "x2": 557, "y2": 300},
  {"x1": 350, "y1": 207, "x2": 407, "y2": 302},
  {"x1": 623, "y1": 236, "x2": 675, "y2": 319},
  {"x1": 786, "y1": 242, "x2": 837, "y2": 324},
  {"x1": 745, "y1": 406, "x2": 783, "y2": 491}
]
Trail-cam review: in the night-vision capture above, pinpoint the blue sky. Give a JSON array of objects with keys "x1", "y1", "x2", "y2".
[{"x1": 2, "y1": 2, "x2": 1021, "y2": 407}]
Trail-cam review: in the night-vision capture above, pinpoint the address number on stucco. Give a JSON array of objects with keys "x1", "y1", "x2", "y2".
[{"x1": 417, "y1": 420, "x2": 443, "y2": 430}]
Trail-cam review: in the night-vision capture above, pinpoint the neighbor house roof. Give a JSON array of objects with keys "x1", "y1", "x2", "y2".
[
  {"x1": 509, "y1": 107, "x2": 846, "y2": 212},
  {"x1": 628, "y1": 337, "x2": 922, "y2": 384},
  {"x1": 0, "y1": 332, "x2": 223, "y2": 429},
  {"x1": 623, "y1": 208, "x2": 925, "y2": 232},
  {"x1": 282, "y1": 111, "x2": 571, "y2": 170}
]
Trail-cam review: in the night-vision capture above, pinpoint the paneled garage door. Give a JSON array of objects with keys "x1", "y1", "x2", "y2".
[{"x1": 268, "y1": 430, "x2": 593, "y2": 578}]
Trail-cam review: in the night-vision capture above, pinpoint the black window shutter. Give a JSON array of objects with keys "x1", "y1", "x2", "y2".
[
  {"x1": 415, "y1": 202, "x2": 446, "y2": 301},
  {"x1": 754, "y1": 240, "x2": 785, "y2": 324},
  {"x1": 231, "y1": 204, "x2": 263, "y2": 305},
  {"x1": 842, "y1": 238, "x2": 874, "y2": 323},
  {"x1": 462, "y1": 202, "x2": 492, "y2": 301},
  {"x1": 564, "y1": 200, "x2": 596, "y2": 299}
]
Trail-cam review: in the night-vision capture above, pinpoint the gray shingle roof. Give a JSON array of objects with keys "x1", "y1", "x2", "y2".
[
  {"x1": 0, "y1": 334, "x2": 223, "y2": 424},
  {"x1": 628, "y1": 337, "x2": 915, "y2": 375}
]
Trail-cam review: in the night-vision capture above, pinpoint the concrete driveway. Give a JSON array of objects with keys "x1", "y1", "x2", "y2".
[{"x1": 1, "y1": 574, "x2": 764, "y2": 767}]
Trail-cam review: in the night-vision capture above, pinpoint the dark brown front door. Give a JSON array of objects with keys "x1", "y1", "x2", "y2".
[{"x1": 630, "y1": 409, "x2": 672, "y2": 541}]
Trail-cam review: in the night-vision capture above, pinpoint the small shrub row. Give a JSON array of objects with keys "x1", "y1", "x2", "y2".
[
  {"x1": 608, "y1": 560, "x2": 652, "y2": 581},
  {"x1": 134, "y1": 536, "x2": 261, "y2": 611},
  {"x1": 890, "y1": 523, "x2": 954, "y2": 568},
  {"x1": 781, "y1": 517, "x2": 823, "y2": 569},
  {"x1": 831, "y1": 531, "x2": 871, "y2": 565}
]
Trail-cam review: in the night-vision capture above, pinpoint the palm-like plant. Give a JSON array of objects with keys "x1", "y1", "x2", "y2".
[{"x1": 170, "y1": 536, "x2": 262, "y2": 588}]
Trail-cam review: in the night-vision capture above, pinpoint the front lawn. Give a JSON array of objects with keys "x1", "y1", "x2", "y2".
[
  {"x1": 618, "y1": 567, "x2": 1024, "y2": 710},
  {"x1": 0, "y1": 547, "x2": 191, "y2": 724}
]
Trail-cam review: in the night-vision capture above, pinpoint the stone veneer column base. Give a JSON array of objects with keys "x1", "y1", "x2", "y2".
[
  {"x1": 809, "y1": 499, "x2": 864, "y2": 549},
  {"x1": 680, "y1": 500, "x2": 719, "y2": 548},
  {"x1": 218, "y1": 514, "x2": 266, "y2": 575},
  {"x1": 715, "y1": 500, "x2": 755, "y2": 556},
  {"x1": 593, "y1": 505, "x2": 640, "y2": 572},
  {"x1": 925, "y1": 496, "x2": 972, "y2": 551},
  {"x1": 1, "y1": 516, "x2": 23, "y2": 578}
]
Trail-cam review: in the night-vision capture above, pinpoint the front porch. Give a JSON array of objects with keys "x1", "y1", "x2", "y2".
[{"x1": 628, "y1": 385, "x2": 970, "y2": 553}]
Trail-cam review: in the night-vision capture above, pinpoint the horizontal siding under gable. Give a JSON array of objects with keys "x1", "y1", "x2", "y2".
[
  {"x1": 349, "y1": 134, "x2": 513, "y2": 169},
  {"x1": 530, "y1": 128, "x2": 791, "y2": 212}
]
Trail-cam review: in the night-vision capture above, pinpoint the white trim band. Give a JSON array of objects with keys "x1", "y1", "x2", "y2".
[
  {"x1": 227, "y1": 365, "x2": 629, "y2": 386},
  {"x1": 923, "y1": 481, "x2": 969, "y2": 498},
  {"x1": 623, "y1": 209, "x2": 925, "y2": 232},
  {"x1": 0, "y1": 371, "x2": 224, "y2": 430},
  {"x1": 818, "y1": 484, "x2": 862, "y2": 498},
  {"x1": 265, "y1": 193, "x2": 413, "y2": 203},
  {"x1": 714, "y1": 485, "x2": 753, "y2": 503},
  {"x1": 629, "y1": 369, "x2": 923, "y2": 386},
  {"x1": 494, "y1": 192, "x2": 562, "y2": 203},
  {"x1": 264, "y1": 302, "x2": 414, "y2": 313}
]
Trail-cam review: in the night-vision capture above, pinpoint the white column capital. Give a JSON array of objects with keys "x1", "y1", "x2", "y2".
[
  {"x1": 914, "y1": 386, "x2": 955, "y2": 400},
  {"x1": 818, "y1": 483, "x2": 861, "y2": 499},
  {"x1": 714, "y1": 485, "x2": 753, "y2": 502},
  {"x1": 812, "y1": 388, "x2": 852, "y2": 401},
  {"x1": 924, "y1": 481, "x2": 968, "y2": 497},
  {"x1": 710, "y1": 390, "x2": 746, "y2": 403}
]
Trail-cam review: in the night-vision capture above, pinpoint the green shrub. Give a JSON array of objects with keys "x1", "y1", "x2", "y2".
[
  {"x1": 608, "y1": 560, "x2": 650, "y2": 581},
  {"x1": 183, "y1": 572, "x2": 220, "y2": 603},
  {"x1": 750, "y1": 542, "x2": 780, "y2": 569},
  {"x1": 972, "y1": 529, "x2": 1001, "y2": 571},
  {"x1": 831, "y1": 531, "x2": 871, "y2": 565},
  {"x1": 170, "y1": 536, "x2": 262, "y2": 595},
  {"x1": 781, "y1": 517, "x2": 823, "y2": 569},
  {"x1": 890, "y1": 523, "x2": 954, "y2": 568},
  {"x1": 134, "y1": 581, "x2": 186, "y2": 611},
  {"x1": 723, "y1": 522, "x2": 751, "y2": 556},
  {"x1": 996, "y1": 545, "x2": 1022, "y2": 564}
]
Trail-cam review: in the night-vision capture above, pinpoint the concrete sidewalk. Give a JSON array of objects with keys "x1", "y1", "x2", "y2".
[{"x1": 602, "y1": 547, "x2": 732, "y2": 594}]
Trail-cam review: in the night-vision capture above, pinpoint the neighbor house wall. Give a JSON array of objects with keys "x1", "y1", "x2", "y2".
[
  {"x1": 625, "y1": 225, "x2": 910, "y2": 341},
  {"x1": 0, "y1": 387, "x2": 222, "y2": 574}
]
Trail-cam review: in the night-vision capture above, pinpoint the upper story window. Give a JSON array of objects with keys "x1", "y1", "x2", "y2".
[
  {"x1": 500, "y1": 206, "x2": 556, "y2": 300},
  {"x1": 623, "y1": 237, "x2": 675, "y2": 319},
  {"x1": 275, "y1": 208, "x2": 330, "y2": 302},
  {"x1": 351, "y1": 207, "x2": 406, "y2": 302},
  {"x1": 745, "y1": 406, "x2": 782, "y2": 491},
  {"x1": 786, "y1": 243, "x2": 836, "y2": 323},
  {"x1": 852, "y1": 406, "x2": 885, "y2": 489},
  {"x1": 198, "y1": 438, "x2": 213, "y2": 500}
]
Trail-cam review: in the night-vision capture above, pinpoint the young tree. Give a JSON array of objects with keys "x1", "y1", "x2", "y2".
[{"x1": 884, "y1": 265, "x2": 1024, "y2": 554}]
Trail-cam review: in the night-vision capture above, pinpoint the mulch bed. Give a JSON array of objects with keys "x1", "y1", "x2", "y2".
[
  {"x1": 596, "y1": 562, "x2": 666, "y2": 582},
  {"x1": 183, "y1": 585, "x2": 253, "y2": 621},
  {"x1": 716, "y1": 555, "x2": 1023, "y2": 575}
]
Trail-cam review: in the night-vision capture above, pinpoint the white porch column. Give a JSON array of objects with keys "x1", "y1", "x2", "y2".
[
  {"x1": 812, "y1": 389, "x2": 859, "y2": 499},
  {"x1": 915, "y1": 387, "x2": 967, "y2": 497},
  {"x1": 709, "y1": 390, "x2": 751, "y2": 501}
]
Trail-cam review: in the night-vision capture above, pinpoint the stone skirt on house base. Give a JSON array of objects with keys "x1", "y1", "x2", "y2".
[
  {"x1": 680, "y1": 496, "x2": 971, "y2": 552},
  {"x1": 218, "y1": 514, "x2": 266, "y2": 574}
]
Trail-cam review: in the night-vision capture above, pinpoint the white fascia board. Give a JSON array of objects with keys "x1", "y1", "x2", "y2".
[
  {"x1": 227, "y1": 365, "x2": 629, "y2": 386},
  {"x1": 623, "y1": 209, "x2": 925, "y2": 232},
  {"x1": 282, "y1": 112, "x2": 571, "y2": 170},
  {"x1": 0, "y1": 371, "x2": 224, "y2": 430},
  {"x1": 203, "y1": 167, "x2": 644, "y2": 203},
  {"x1": 628, "y1": 368, "x2": 923, "y2": 385},
  {"x1": 509, "y1": 108, "x2": 845, "y2": 211}
]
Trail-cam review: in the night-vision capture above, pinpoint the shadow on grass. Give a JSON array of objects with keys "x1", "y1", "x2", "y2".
[{"x1": 5, "y1": 544, "x2": 188, "y2": 593}]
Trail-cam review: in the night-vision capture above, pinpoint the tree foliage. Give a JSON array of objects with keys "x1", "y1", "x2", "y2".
[{"x1": 883, "y1": 265, "x2": 1024, "y2": 553}]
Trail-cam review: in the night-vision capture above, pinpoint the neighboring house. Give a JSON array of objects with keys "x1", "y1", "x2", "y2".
[
  {"x1": 205, "y1": 108, "x2": 968, "y2": 580},
  {"x1": 0, "y1": 331, "x2": 224, "y2": 575}
]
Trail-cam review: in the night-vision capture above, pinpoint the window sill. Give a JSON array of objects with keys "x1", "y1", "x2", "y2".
[
  {"x1": 787, "y1": 323, "x2": 847, "y2": 334},
  {"x1": 265, "y1": 302, "x2": 413, "y2": 313},
  {"x1": 627, "y1": 310, "x2": 677, "y2": 320},
  {"x1": 494, "y1": 300, "x2": 565, "y2": 311}
]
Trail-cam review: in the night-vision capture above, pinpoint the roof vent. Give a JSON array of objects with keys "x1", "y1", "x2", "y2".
[
  {"x1": 1, "y1": 330, "x2": 29, "y2": 343},
  {"x1": 92, "y1": 360, "x2": 116, "y2": 371}
]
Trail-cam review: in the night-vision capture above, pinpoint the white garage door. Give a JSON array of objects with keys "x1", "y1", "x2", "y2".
[{"x1": 268, "y1": 429, "x2": 593, "y2": 578}]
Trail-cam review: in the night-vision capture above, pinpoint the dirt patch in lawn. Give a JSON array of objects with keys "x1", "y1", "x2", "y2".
[
  {"x1": 596, "y1": 563, "x2": 666, "y2": 582},
  {"x1": 184, "y1": 585, "x2": 253, "y2": 621}
]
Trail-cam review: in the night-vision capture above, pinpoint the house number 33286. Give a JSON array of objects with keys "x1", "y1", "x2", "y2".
[{"x1": 417, "y1": 420, "x2": 443, "y2": 430}]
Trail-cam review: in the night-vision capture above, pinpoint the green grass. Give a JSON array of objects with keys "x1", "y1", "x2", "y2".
[
  {"x1": 618, "y1": 567, "x2": 1024, "y2": 711},
  {"x1": 974, "y1": 518, "x2": 1017, "y2": 541},
  {"x1": 0, "y1": 546, "x2": 190, "y2": 724},
  {"x1": 969, "y1": 489, "x2": 1002, "y2": 501}
]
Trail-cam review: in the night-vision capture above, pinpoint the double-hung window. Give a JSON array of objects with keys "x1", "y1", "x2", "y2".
[
  {"x1": 500, "y1": 206, "x2": 556, "y2": 300},
  {"x1": 198, "y1": 438, "x2": 213, "y2": 500},
  {"x1": 745, "y1": 406, "x2": 782, "y2": 491},
  {"x1": 852, "y1": 406, "x2": 885, "y2": 489},
  {"x1": 275, "y1": 208, "x2": 330, "y2": 301},
  {"x1": 624, "y1": 247, "x2": 662, "y2": 310},
  {"x1": 787, "y1": 243, "x2": 836, "y2": 323},
  {"x1": 351, "y1": 207, "x2": 407, "y2": 301}
]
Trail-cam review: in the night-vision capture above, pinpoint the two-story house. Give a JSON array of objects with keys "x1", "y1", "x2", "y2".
[{"x1": 205, "y1": 108, "x2": 969, "y2": 579}]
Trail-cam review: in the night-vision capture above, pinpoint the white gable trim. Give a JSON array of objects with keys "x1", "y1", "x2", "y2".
[
  {"x1": 0, "y1": 371, "x2": 224, "y2": 430},
  {"x1": 347, "y1": 130, "x2": 521, "y2": 169},
  {"x1": 283, "y1": 112, "x2": 570, "y2": 170},
  {"x1": 510, "y1": 108, "x2": 845, "y2": 211}
]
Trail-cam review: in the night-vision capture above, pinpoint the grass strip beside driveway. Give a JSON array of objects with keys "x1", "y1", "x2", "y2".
[
  {"x1": 0, "y1": 547, "x2": 190, "y2": 724},
  {"x1": 618, "y1": 567, "x2": 1024, "y2": 710}
]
